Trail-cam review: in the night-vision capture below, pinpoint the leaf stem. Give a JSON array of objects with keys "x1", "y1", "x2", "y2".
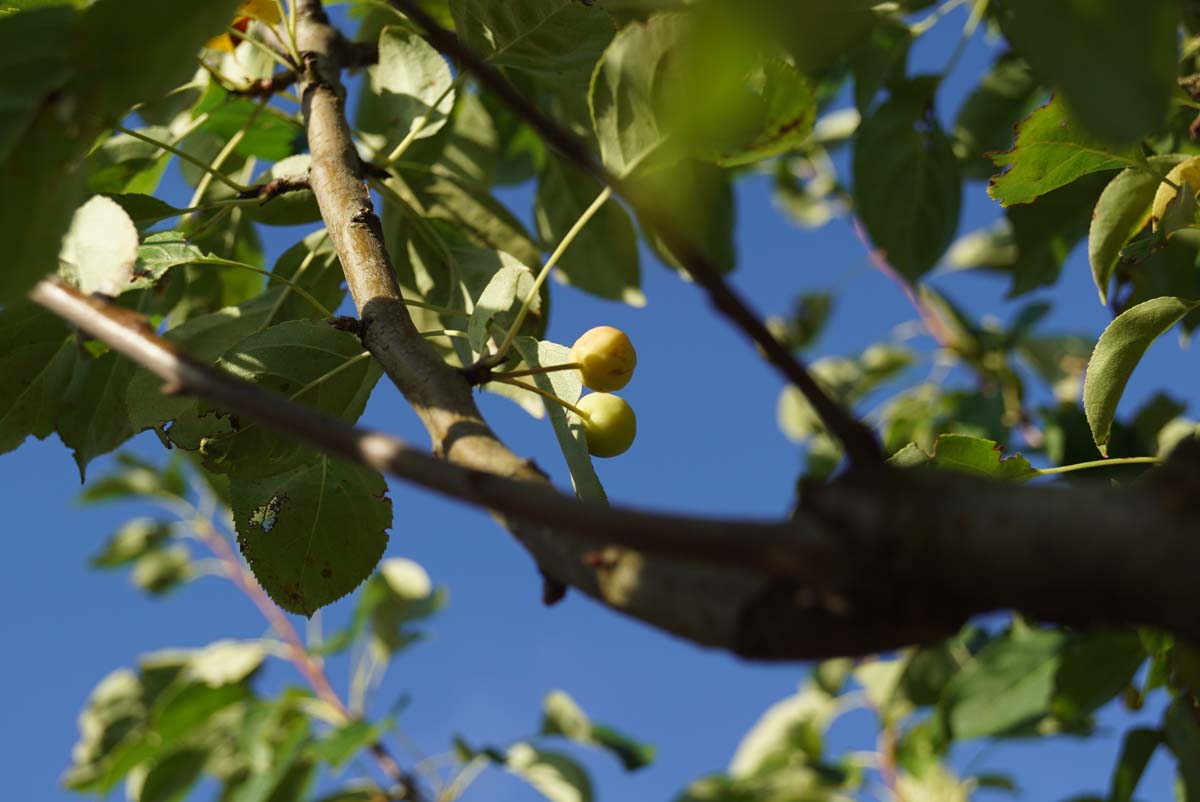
[
  {"x1": 288, "y1": 351, "x2": 374, "y2": 402},
  {"x1": 187, "y1": 98, "x2": 267, "y2": 211},
  {"x1": 384, "y1": 72, "x2": 466, "y2": 165},
  {"x1": 113, "y1": 125, "x2": 251, "y2": 193},
  {"x1": 486, "y1": 186, "x2": 613, "y2": 366},
  {"x1": 1037, "y1": 456, "x2": 1161, "y2": 476},
  {"x1": 190, "y1": 256, "x2": 333, "y2": 316},
  {"x1": 493, "y1": 362, "x2": 582, "y2": 380},
  {"x1": 494, "y1": 376, "x2": 590, "y2": 419}
]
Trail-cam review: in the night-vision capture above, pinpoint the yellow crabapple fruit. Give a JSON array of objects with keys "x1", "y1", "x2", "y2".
[
  {"x1": 577, "y1": 392, "x2": 636, "y2": 458},
  {"x1": 1152, "y1": 156, "x2": 1200, "y2": 230},
  {"x1": 569, "y1": 326, "x2": 637, "y2": 392}
]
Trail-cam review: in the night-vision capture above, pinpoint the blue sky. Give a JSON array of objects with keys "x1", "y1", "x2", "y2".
[{"x1": 1, "y1": 5, "x2": 1195, "y2": 801}]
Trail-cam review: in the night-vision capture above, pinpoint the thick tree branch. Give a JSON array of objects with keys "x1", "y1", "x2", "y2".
[
  {"x1": 27, "y1": 279, "x2": 1200, "y2": 657},
  {"x1": 382, "y1": 0, "x2": 882, "y2": 466},
  {"x1": 28, "y1": 280, "x2": 838, "y2": 580}
]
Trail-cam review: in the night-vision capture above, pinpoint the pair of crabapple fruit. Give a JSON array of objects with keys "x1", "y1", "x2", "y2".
[{"x1": 568, "y1": 326, "x2": 638, "y2": 458}]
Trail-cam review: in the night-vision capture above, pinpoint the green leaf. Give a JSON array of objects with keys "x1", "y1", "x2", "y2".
[
  {"x1": 91, "y1": 518, "x2": 173, "y2": 568},
  {"x1": 367, "y1": 557, "x2": 445, "y2": 656},
  {"x1": 541, "y1": 690, "x2": 655, "y2": 772},
  {"x1": 58, "y1": 195, "x2": 140, "y2": 295},
  {"x1": 72, "y1": 0, "x2": 242, "y2": 118},
  {"x1": 1052, "y1": 631, "x2": 1145, "y2": 721},
  {"x1": 313, "y1": 720, "x2": 388, "y2": 769},
  {"x1": 1004, "y1": 171, "x2": 1110, "y2": 297},
  {"x1": 952, "y1": 53, "x2": 1040, "y2": 180},
  {"x1": 590, "y1": 12, "x2": 690, "y2": 176},
  {"x1": 150, "y1": 682, "x2": 249, "y2": 744},
  {"x1": 988, "y1": 96, "x2": 1138, "y2": 207},
  {"x1": 504, "y1": 742, "x2": 594, "y2": 802},
  {"x1": 64, "y1": 668, "x2": 149, "y2": 792},
  {"x1": 1089, "y1": 156, "x2": 1187, "y2": 304},
  {"x1": 135, "y1": 748, "x2": 208, "y2": 802},
  {"x1": 184, "y1": 640, "x2": 267, "y2": 686},
  {"x1": 372, "y1": 25, "x2": 454, "y2": 145},
  {"x1": 888, "y1": 434, "x2": 1037, "y2": 481},
  {"x1": 79, "y1": 453, "x2": 188, "y2": 503},
  {"x1": 86, "y1": 127, "x2": 170, "y2": 196},
  {"x1": 753, "y1": 0, "x2": 878, "y2": 75},
  {"x1": 232, "y1": 454, "x2": 391, "y2": 616},
  {"x1": 712, "y1": 58, "x2": 816, "y2": 167},
  {"x1": 451, "y1": 0, "x2": 613, "y2": 90},
  {"x1": 196, "y1": 93, "x2": 304, "y2": 162},
  {"x1": 851, "y1": 14, "x2": 911, "y2": 112},
  {"x1": 1083, "y1": 296, "x2": 1200, "y2": 456},
  {"x1": 466, "y1": 252, "x2": 537, "y2": 357},
  {"x1": 201, "y1": 320, "x2": 382, "y2": 478},
  {"x1": 535, "y1": 157, "x2": 643, "y2": 305},
  {"x1": 58, "y1": 349, "x2": 139, "y2": 479},
  {"x1": 853, "y1": 77, "x2": 961, "y2": 281},
  {"x1": 512, "y1": 338, "x2": 607, "y2": 503},
  {"x1": 390, "y1": 170, "x2": 540, "y2": 267},
  {"x1": 0, "y1": 299, "x2": 74, "y2": 454},
  {"x1": 242, "y1": 156, "x2": 322, "y2": 228},
  {"x1": 132, "y1": 546, "x2": 193, "y2": 595},
  {"x1": 131, "y1": 230, "x2": 206, "y2": 289},
  {"x1": 627, "y1": 159, "x2": 737, "y2": 275},
  {"x1": 995, "y1": 0, "x2": 1177, "y2": 144},
  {"x1": 0, "y1": 108, "x2": 88, "y2": 301},
  {"x1": 728, "y1": 684, "x2": 836, "y2": 778},
  {"x1": 1110, "y1": 727, "x2": 1163, "y2": 802},
  {"x1": 938, "y1": 628, "x2": 1067, "y2": 740},
  {"x1": 0, "y1": 5, "x2": 76, "y2": 163},
  {"x1": 107, "y1": 194, "x2": 188, "y2": 229}
]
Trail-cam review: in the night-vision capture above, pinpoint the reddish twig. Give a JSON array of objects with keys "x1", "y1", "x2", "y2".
[{"x1": 851, "y1": 217, "x2": 954, "y2": 348}]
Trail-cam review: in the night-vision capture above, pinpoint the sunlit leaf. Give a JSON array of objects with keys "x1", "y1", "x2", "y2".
[
  {"x1": 58, "y1": 195, "x2": 140, "y2": 296},
  {"x1": 988, "y1": 96, "x2": 1137, "y2": 207},
  {"x1": 512, "y1": 338, "x2": 606, "y2": 503},
  {"x1": 1088, "y1": 156, "x2": 1186, "y2": 304},
  {"x1": 1083, "y1": 296, "x2": 1199, "y2": 456},
  {"x1": 372, "y1": 26, "x2": 455, "y2": 145},
  {"x1": 541, "y1": 690, "x2": 655, "y2": 771},
  {"x1": 535, "y1": 157, "x2": 643, "y2": 306}
]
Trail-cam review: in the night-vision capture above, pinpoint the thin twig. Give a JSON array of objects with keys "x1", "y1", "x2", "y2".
[
  {"x1": 384, "y1": 0, "x2": 882, "y2": 466},
  {"x1": 850, "y1": 218, "x2": 954, "y2": 348}
]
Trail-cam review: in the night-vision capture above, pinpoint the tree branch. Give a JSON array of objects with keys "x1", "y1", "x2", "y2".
[
  {"x1": 382, "y1": 0, "x2": 882, "y2": 466},
  {"x1": 28, "y1": 279, "x2": 1200, "y2": 657},
  {"x1": 27, "y1": 279, "x2": 839, "y2": 581}
]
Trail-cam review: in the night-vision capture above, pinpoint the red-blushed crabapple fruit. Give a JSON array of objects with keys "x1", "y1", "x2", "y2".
[{"x1": 569, "y1": 325, "x2": 636, "y2": 392}]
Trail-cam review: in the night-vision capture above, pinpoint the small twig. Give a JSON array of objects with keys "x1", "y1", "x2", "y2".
[
  {"x1": 233, "y1": 68, "x2": 302, "y2": 97},
  {"x1": 237, "y1": 173, "x2": 312, "y2": 202},
  {"x1": 385, "y1": 0, "x2": 883, "y2": 466}
]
